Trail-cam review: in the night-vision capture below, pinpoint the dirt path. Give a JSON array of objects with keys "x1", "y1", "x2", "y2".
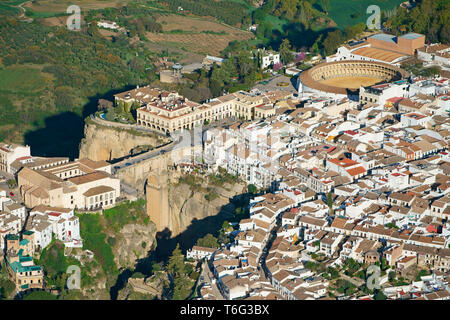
[{"x1": 16, "y1": 1, "x2": 33, "y2": 23}]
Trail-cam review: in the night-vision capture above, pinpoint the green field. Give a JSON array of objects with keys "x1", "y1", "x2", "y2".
[
  {"x1": 328, "y1": 0, "x2": 405, "y2": 29},
  {"x1": 0, "y1": 66, "x2": 47, "y2": 93},
  {"x1": 0, "y1": 1, "x2": 21, "y2": 16},
  {"x1": 263, "y1": 14, "x2": 290, "y2": 32}
]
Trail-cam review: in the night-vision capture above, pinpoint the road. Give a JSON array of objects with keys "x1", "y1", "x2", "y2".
[
  {"x1": 120, "y1": 182, "x2": 138, "y2": 197},
  {"x1": 16, "y1": 1, "x2": 33, "y2": 23},
  {"x1": 300, "y1": 250, "x2": 314, "y2": 264},
  {"x1": 111, "y1": 140, "x2": 175, "y2": 174},
  {"x1": 99, "y1": 114, "x2": 239, "y2": 176},
  {"x1": 201, "y1": 260, "x2": 224, "y2": 300},
  {"x1": 111, "y1": 122, "x2": 209, "y2": 174},
  {"x1": 341, "y1": 273, "x2": 365, "y2": 287},
  {"x1": 260, "y1": 217, "x2": 283, "y2": 279}
]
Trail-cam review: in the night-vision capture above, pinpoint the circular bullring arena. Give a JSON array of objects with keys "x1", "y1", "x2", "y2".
[{"x1": 299, "y1": 60, "x2": 408, "y2": 96}]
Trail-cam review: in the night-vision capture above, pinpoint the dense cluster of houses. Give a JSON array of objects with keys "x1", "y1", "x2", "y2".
[
  {"x1": 192, "y1": 67, "x2": 450, "y2": 300},
  {"x1": 0, "y1": 146, "x2": 119, "y2": 293}
]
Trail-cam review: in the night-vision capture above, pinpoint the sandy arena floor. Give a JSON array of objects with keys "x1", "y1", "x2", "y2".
[{"x1": 320, "y1": 76, "x2": 383, "y2": 89}]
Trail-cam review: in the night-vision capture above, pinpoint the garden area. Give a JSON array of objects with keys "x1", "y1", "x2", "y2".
[{"x1": 100, "y1": 99, "x2": 140, "y2": 125}]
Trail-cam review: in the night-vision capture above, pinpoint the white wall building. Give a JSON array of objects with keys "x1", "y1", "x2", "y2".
[{"x1": 0, "y1": 143, "x2": 31, "y2": 173}]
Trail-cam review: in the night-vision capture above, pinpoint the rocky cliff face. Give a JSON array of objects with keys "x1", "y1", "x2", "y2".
[
  {"x1": 79, "y1": 121, "x2": 168, "y2": 161},
  {"x1": 165, "y1": 174, "x2": 247, "y2": 237},
  {"x1": 116, "y1": 272, "x2": 169, "y2": 300},
  {"x1": 112, "y1": 222, "x2": 157, "y2": 268},
  {"x1": 65, "y1": 212, "x2": 157, "y2": 300}
]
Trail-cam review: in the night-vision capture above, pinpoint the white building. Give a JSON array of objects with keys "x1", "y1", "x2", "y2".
[
  {"x1": 359, "y1": 82, "x2": 412, "y2": 106},
  {"x1": 417, "y1": 44, "x2": 450, "y2": 67},
  {"x1": 97, "y1": 21, "x2": 119, "y2": 30},
  {"x1": 28, "y1": 205, "x2": 82, "y2": 249},
  {"x1": 0, "y1": 142, "x2": 31, "y2": 173},
  {"x1": 328, "y1": 42, "x2": 409, "y2": 67},
  {"x1": 400, "y1": 112, "x2": 431, "y2": 127},
  {"x1": 260, "y1": 50, "x2": 281, "y2": 69},
  {"x1": 186, "y1": 246, "x2": 216, "y2": 261}
]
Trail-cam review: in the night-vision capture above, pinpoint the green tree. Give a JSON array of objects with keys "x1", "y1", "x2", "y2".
[
  {"x1": 22, "y1": 290, "x2": 58, "y2": 300},
  {"x1": 131, "y1": 272, "x2": 145, "y2": 279},
  {"x1": 388, "y1": 271, "x2": 396, "y2": 282},
  {"x1": 0, "y1": 266, "x2": 15, "y2": 300},
  {"x1": 172, "y1": 275, "x2": 192, "y2": 300},
  {"x1": 152, "y1": 262, "x2": 162, "y2": 273},
  {"x1": 248, "y1": 184, "x2": 257, "y2": 194},
  {"x1": 279, "y1": 39, "x2": 293, "y2": 64},
  {"x1": 374, "y1": 290, "x2": 388, "y2": 300},
  {"x1": 7, "y1": 179, "x2": 16, "y2": 189},
  {"x1": 319, "y1": 0, "x2": 330, "y2": 14},
  {"x1": 196, "y1": 234, "x2": 219, "y2": 249},
  {"x1": 123, "y1": 102, "x2": 131, "y2": 114},
  {"x1": 421, "y1": 66, "x2": 441, "y2": 77},
  {"x1": 326, "y1": 191, "x2": 333, "y2": 208},
  {"x1": 222, "y1": 221, "x2": 233, "y2": 233},
  {"x1": 253, "y1": 9, "x2": 267, "y2": 24},
  {"x1": 323, "y1": 30, "x2": 345, "y2": 56},
  {"x1": 54, "y1": 86, "x2": 74, "y2": 109},
  {"x1": 167, "y1": 244, "x2": 186, "y2": 277}
]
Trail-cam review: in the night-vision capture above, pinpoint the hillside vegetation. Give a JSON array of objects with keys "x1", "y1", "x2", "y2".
[{"x1": 0, "y1": 13, "x2": 155, "y2": 157}]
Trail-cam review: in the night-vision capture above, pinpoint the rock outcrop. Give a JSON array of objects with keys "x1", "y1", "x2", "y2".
[
  {"x1": 117, "y1": 272, "x2": 169, "y2": 300},
  {"x1": 79, "y1": 120, "x2": 168, "y2": 161},
  {"x1": 147, "y1": 170, "x2": 246, "y2": 237},
  {"x1": 167, "y1": 182, "x2": 245, "y2": 237},
  {"x1": 112, "y1": 222, "x2": 157, "y2": 269}
]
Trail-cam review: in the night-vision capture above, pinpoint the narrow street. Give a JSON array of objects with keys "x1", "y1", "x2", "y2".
[
  {"x1": 201, "y1": 260, "x2": 224, "y2": 300},
  {"x1": 260, "y1": 217, "x2": 283, "y2": 279},
  {"x1": 340, "y1": 273, "x2": 365, "y2": 287}
]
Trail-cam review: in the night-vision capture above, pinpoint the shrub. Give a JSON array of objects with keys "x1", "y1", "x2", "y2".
[
  {"x1": 107, "y1": 237, "x2": 116, "y2": 247},
  {"x1": 7, "y1": 179, "x2": 16, "y2": 189},
  {"x1": 189, "y1": 271, "x2": 200, "y2": 281},
  {"x1": 22, "y1": 291, "x2": 58, "y2": 300},
  {"x1": 196, "y1": 234, "x2": 219, "y2": 248},
  {"x1": 131, "y1": 272, "x2": 145, "y2": 279},
  {"x1": 77, "y1": 214, "x2": 117, "y2": 276},
  {"x1": 247, "y1": 184, "x2": 257, "y2": 194},
  {"x1": 205, "y1": 191, "x2": 219, "y2": 202}
]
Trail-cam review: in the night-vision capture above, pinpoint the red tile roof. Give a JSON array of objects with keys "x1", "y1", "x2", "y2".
[{"x1": 346, "y1": 166, "x2": 366, "y2": 177}]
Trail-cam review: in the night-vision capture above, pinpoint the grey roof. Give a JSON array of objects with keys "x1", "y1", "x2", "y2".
[
  {"x1": 370, "y1": 33, "x2": 397, "y2": 44},
  {"x1": 400, "y1": 33, "x2": 423, "y2": 40}
]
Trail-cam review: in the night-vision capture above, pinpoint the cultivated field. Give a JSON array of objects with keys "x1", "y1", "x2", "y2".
[
  {"x1": 40, "y1": 15, "x2": 73, "y2": 26},
  {"x1": 25, "y1": 0, "x2": 125, "y2": 12},
  {"x1": 146, "y1": 14, "x2": 254, "y2": 56},
  {"x1": 23, "y1": 0, "x2": 131, "y2": 17}
]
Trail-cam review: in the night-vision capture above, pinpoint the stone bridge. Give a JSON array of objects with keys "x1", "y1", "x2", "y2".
[{"x1": 112, "y1": 143, "x2": 203, "y2": 195}]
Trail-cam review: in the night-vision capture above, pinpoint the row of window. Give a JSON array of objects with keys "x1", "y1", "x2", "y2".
[{"x1": 89, "y1": 192, "x2": 114, "y2": 204}]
